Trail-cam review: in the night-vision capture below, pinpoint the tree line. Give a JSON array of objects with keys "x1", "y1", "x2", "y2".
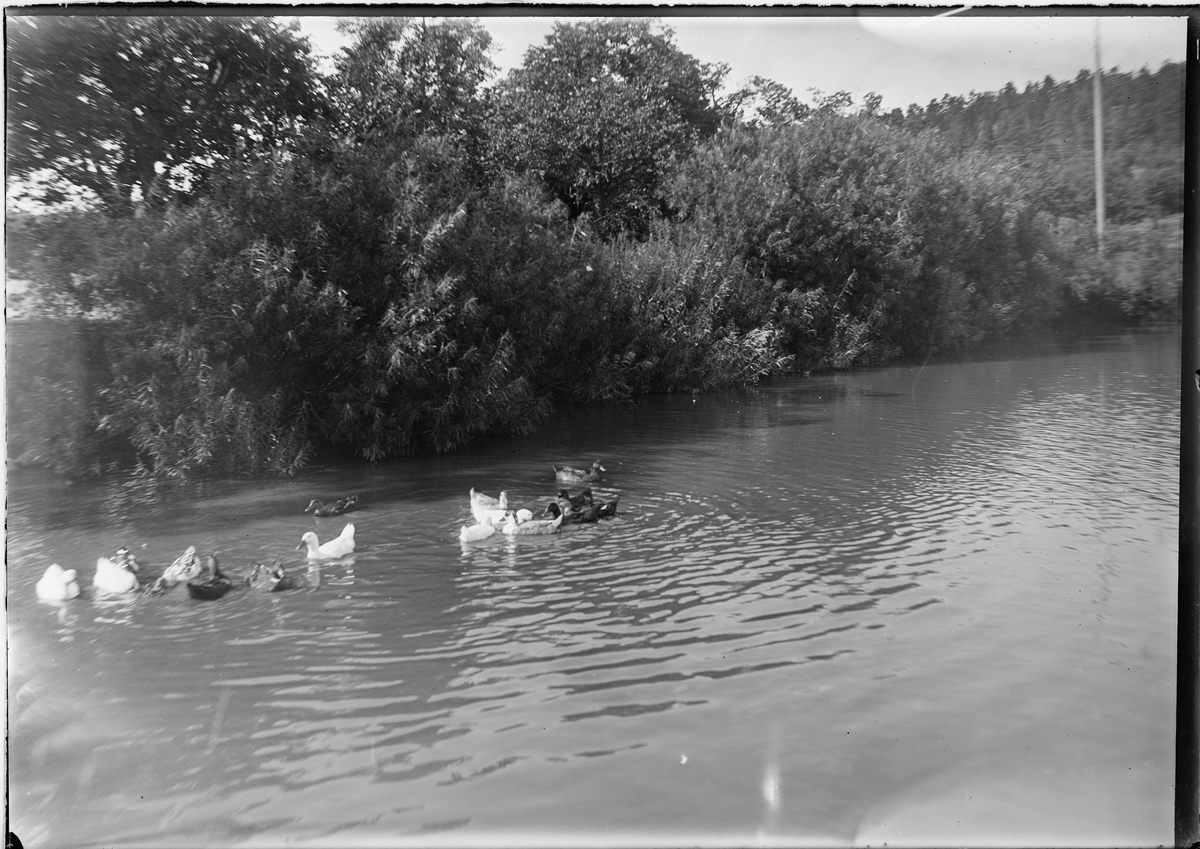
[
  {"x1": 887, "y1": 63, "x2": 1183, "y2": 223},
  {"x1": 5, "y1": 16, "x2": 1184, "y2": 478}
]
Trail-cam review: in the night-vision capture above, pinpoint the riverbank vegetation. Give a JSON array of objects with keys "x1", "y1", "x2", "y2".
[{"x1": 6, "y1": 16, "x2": 1184, "y2": 477}]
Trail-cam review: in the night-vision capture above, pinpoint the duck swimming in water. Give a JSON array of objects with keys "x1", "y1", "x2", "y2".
[
  {"x1": 299, "y1": 523, "x2": 356, "y2": 560},
  {"x1": 502, "y1": 511, "x2": 564, "y2": 536},
  {"x1": 596, "y1": 496, "x2": 620, "y2": 518},
  {"x1": 246, "y1": 562, "x2": 302, "y2": 592},
  {"x1": 186, "y1": 555, "x2": 235, "y2": 601},
  {"x1": 305, "y1": 496, "x2": 359, "y2": 517},
  {"x1": 36, "y1": 564, "x2": 81, "y2": 601},
  {"x1": 546, "y1": 496, "x2": 618, "y2": 524},
  {"x1": 112, "y1": 547, "x2": 141, "y2": 574},
  {"x1": 557, "y1": 486, "x2": 594, "y2": 509},
  {"x1": 553, "y1": 461, "x2": 605, "y2": 483},
  {"x1": 470, "y1": 488, "x2": 507, "y2": 509},
  {"x1": 460, "y1": 516, "x2": 497, "y2": 543},
  {"x1": 93, "y1": 554, "x2": 140, "y2": 595},
  {"x1": 470, "y1": 489, "x2": 509, "y2": 525},
  {"x1": 149, "y1": 546, "x2": 202, "y2": 593},
  {"x1": 545, "y1": 501, "x2": 599, "y2": 525}
]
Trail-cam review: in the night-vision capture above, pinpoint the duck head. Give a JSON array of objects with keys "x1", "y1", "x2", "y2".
[{"x1": 115, "y1": 547, "x2": 140, "y2": 572}]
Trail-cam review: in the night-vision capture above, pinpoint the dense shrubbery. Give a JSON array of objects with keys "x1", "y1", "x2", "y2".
[
  {"x1": 596, "y1": 231, "x2": 790, "y2": 398},
  {"x1": 1054, "y1": 213, "x2": 1183, "y2": 322},
  {"x1": 15, "y1": 134, "x2": 587, "y2": 473},
  {"x1": 659, "y1": 119, "x2": 1076, "y2": 367},
  {"x1": 7, "y1": 16, "x2": 1183, "y2": 478}
]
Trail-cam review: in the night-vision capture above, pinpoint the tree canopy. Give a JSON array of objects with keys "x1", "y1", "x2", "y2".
[
  {"x1": 327, "y1": 18, "x2": 494, "y2": 148},
  {"x1": 7, "y1": 15, "x2": 320, "y2": 214},
  {"x1": 491, "y1": 19, "x2": 728, "y2": 238},
  {"x1": 895, "y1": 62, "x2": 1183, "y2": 221},
  {"x1": 722, "y1": 75, "x2": 811, "y2": 128}
]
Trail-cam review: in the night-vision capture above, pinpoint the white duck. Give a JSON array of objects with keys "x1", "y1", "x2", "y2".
[
  {"x1": 470, "y1": 488, "x2": 507, "y2": 509},
  {"x1": 470, "y1": 489, "x2": 509, "y2": 525},
  {"x1": 460, "y1": 516, "x2": 497, "y2": 543},
  {"x1": 299, "y1": 523, "x2": 356, "y2": 560},
  {"x1": 93, "y1": 555, "x2": 140, "y2": 595},
  {"x1": 150, "y1": 546, "x2": 202, "y2": 593},
  {"x1": 36, "y1": 564, "x2": 81, "y2": 601},
  {"x1": 502, "y1": 511, "x2": 564, "y2": 536}
]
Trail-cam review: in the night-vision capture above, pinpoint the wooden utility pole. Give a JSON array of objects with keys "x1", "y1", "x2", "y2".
[{"x1": 1092, "y1": 20, "x2": 1105, "y2": 256}]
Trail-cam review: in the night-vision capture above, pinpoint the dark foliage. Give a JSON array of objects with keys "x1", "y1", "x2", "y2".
[
  {"x1": 7, "y1": 16, "x2": 321, "y2": 214},
  {"x1": 490, "y1": 18, "x2": 727, "y2": 239},
  {"x1": 6, "y1": 18, "x2": 1182, "y2": 478}
]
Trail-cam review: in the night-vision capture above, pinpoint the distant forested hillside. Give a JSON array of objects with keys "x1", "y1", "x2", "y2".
[{"x1": 888, "y1": 62, "x2": 1183, "y2": 222}]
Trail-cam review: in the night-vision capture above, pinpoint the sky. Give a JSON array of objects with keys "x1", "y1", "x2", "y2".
[{"x1": 296, "y1": 11, "x2": 1186, "y2": 113}]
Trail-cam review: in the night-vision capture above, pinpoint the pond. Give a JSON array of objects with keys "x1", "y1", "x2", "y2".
[{"x1": 7, "y1": 326, "x2": 1179, "y2": 847}]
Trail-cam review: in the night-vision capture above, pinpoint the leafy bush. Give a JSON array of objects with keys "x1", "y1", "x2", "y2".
[
  {"x1": 1103, "y1": 214, "x2": 1183, "y2": 319},
  {"x1": 664, "y1": 116, "x2": 1079, "y2": 366},
  {"x1": 1055, "y1": 213, "x2": 1182, "y2": 322},
  {"x1": 14, "y1": 132, "x2": 605, "y2": 474},
  {"x1": 601, "y1": 230, "x2": 791, "y2": 394},
  {"x1": 100, "y1": 331, "x2": 311, "y2": 478}
]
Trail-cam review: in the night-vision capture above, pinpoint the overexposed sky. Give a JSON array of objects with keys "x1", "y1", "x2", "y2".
[{"x1": 297, "y1": 12, "x2": 1186, "y2": 112}]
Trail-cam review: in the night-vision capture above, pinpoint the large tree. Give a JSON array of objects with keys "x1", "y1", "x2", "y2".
[
  {"x1": 491, "y1": 18, "x2": 727, "y2": 239},
  {"x1": 326, "y1": 17, "x2": 495, "y2": 151},
  {"x1": 7, "y1": 15, "x2": 320, "y2": 214}
]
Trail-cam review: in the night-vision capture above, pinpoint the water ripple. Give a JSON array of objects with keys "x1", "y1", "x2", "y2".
[{"x1": 6, "y1": 328, "x2": 1180, "y2": 847}]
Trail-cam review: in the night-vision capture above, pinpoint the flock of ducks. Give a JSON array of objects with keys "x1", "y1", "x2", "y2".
[
  {"x1": 33, "y1": 461, "x2": 615, "y2": 604},
  {"x1": 35, "y1": 497, "x2": 361, "y2": 604},
  {"x1": 460, "y1": 461, "x2": 617, "y2": 542}
]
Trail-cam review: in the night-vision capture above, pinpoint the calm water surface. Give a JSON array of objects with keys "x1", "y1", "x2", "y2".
[{"x1": 8, "y1": 328, "x2": 1179, "y2": 847}]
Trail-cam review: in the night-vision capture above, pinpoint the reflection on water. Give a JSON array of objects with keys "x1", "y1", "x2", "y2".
[{"x1": 7, "y1": 327, "x2": 1179, "y2": 847}]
